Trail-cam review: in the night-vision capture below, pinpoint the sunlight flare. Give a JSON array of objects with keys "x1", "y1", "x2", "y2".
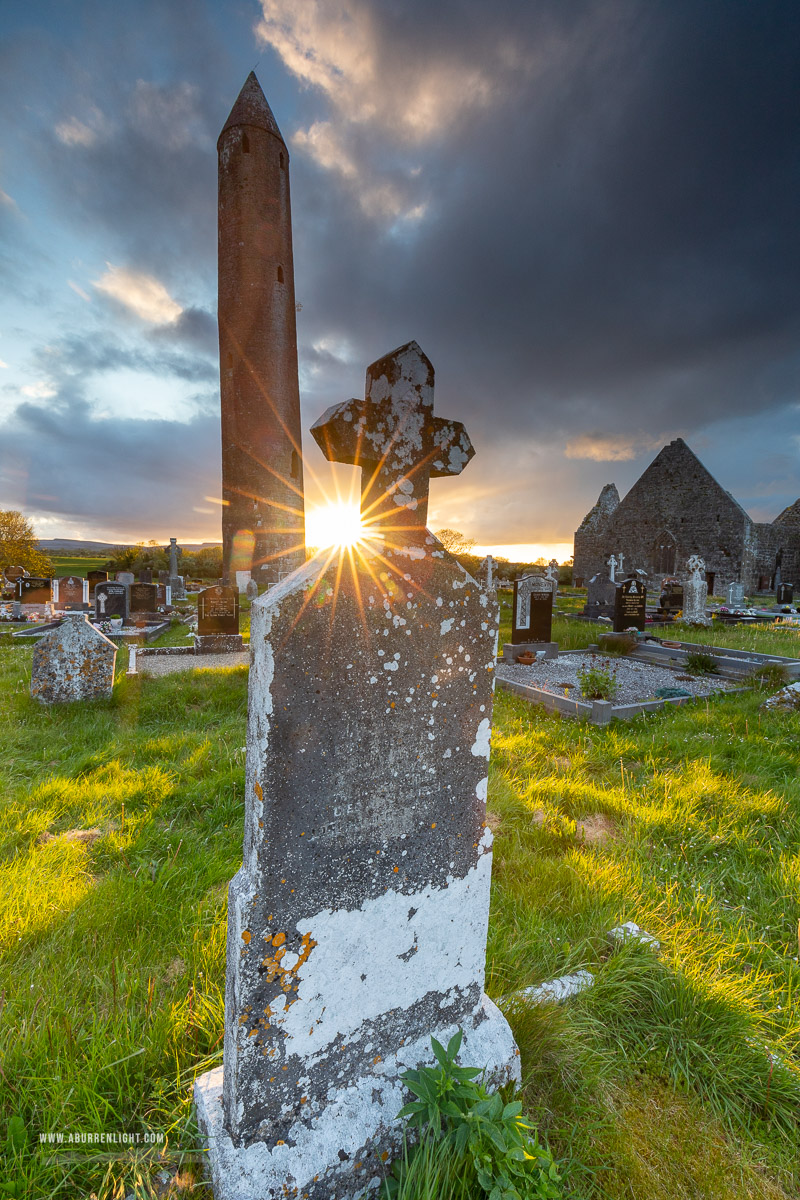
[{"x1": 305, "y1": 501, "x2": 366, "y2": 550}]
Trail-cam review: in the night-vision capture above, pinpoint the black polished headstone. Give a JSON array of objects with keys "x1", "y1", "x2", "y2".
[
  {"x1": 777, "y1": 583, "x2": 793, "y2": 605},
  {"x1": 659, "y1": 583, "x2": 683, "y2": 612},
  {"x1": 130, "y1": 583, "x2": 158, "y2": 613},
  {"x1": 16, "y1": 577, "x2": 51, "y2": 605},
  {"x1": 512, "y1": 574, "x2": 553, "y2": 644},
  {"x1": 613, "y1": 578, "x2": 647, "y2": 632},
  {"x1": 197, "y1": 584, "x2": 239, "y2": 635},
  {"x1": 94, "y1": 581, "x2": 128, "y2": 619}
]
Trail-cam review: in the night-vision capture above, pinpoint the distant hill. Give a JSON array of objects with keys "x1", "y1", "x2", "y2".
[{"x1": 41, "y1": 538, "x2": 222, "y2": 553}]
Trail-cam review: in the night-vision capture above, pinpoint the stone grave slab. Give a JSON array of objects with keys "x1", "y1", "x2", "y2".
[
  {"x1": 30, "y1": 612, "x2": 116, "y2": 704},
  {"x1": 195, "y1": 584, "x2": 242, "y2": 653},
  {"x1": 194, "y1": 341, "x2": 518, "y2": 1200}
]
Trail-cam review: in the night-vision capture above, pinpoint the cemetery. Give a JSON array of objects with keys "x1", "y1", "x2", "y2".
[{"x1": 2, "y1": 47, "x2": 800, "y2": 1200}]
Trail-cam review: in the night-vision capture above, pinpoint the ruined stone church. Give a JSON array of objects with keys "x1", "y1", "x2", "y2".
[{"x1": 573, "y1": 438, "x2": 800, "y2": 594}]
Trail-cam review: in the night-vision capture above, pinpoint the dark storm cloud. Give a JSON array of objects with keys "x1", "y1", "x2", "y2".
[{"x1": 284, "y1": 0, "x2": 800, "y2": 444}]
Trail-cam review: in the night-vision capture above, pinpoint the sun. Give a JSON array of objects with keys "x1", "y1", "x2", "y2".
[{"x1": 305, "y1": 501, "x2": 367, "y2": 550}]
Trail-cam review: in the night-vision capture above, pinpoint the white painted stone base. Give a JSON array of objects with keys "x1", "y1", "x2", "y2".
[{"x1": 194, "y1": 995, "x2": 519, "y2": 1200}]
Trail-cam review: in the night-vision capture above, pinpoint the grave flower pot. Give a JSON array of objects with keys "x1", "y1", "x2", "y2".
[{"x1": 515, "y1": 650, "x2": 536, "y2": 665}]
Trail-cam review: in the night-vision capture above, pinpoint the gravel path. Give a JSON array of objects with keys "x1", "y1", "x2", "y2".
[
  {"x1": 137, "y1": 651, "x2": 249, "y2": 676},
  {"x1": 496, "y1": 651, "x2": 737, "y2": 704}
]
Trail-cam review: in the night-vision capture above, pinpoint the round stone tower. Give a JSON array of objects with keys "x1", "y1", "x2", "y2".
[{"x1": 218, "y1": 72, "x2": 305, "y2": 584}]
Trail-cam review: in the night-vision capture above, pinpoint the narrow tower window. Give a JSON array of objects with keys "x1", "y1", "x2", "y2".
[
  {"x1": 277, "y1": 265, "x2": 284, "y2": 283},
  {"x1": 291, "y1": 450, "x2": 300, "y2": 480},
  {"x1": 242, "y1": 131, "x2": 250, "y2": 154}
]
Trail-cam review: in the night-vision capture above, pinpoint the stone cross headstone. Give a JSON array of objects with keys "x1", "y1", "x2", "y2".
[
  {"x1": 481, "y1": 554, "x2": 495, "y2": 590},
  {"x1": 16, "y1": 577, "x2": 51, "y2": 607},
  {"x1": 195, "y1": 584, "x2": 243, "y2": 653},
  {"x1": 727, "y1": 581, "x2": 745, "y2": 608},
  {"x1": 94, "y1": 581, "x2": 128, "y2": 621},
  {"x1": 195, "y1": 341, "x2": 518, "y2": 1199},
  {"x1": 30, "y1": 612, "x2": 116, "y2": 704},
  {"x1": 607, "y1": 554, "x2": 618, "y2": 582},
  {"x1": 613, "y1": 578, "x2": 647, "y2": 632},
  {"x1": 129, "y1": 583, "x2": 158, "y2": 616},
  {"x1": 168, "y1": 537, "x2": 187, "y2": 599},
  {"x1": 545, "y1": 558, "x2": 559, "y2": 599},
  {"x1": 682, "y1": 555, "x2": 710, "y2": 625},
  {"x1": 87, "y1": 570, "x2": 108, "y2": 596}
]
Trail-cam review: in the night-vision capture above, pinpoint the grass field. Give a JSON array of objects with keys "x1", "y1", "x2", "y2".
[
  {"x1": 49, "y1": 557, "x2": 111, "y2": 577},
  {"x1": 1, "y1": 602, "x2": 799, "y2": 1198}
]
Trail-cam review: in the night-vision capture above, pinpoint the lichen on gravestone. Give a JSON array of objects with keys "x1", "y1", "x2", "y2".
[{"x1": 30, "y1": 612, "x2": 116, "y2": 704}]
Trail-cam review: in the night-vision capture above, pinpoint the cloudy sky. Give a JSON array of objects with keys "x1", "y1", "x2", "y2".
[{"x1": 1, "y1": 0, "x2": 798, "y2": 558}]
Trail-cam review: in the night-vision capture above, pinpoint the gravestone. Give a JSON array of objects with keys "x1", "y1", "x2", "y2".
[
  {"x1": 87, "y1": 570, "x2": 108, "y2": 595},
  {"x1": 235, "y1": 570, "x2": 252, "y2": 594},
  {"x1": 168, "y1": 537, "x2": 187, "y2": 599},
  {"x1": 94, "y1": 581, "x2": 128, "y2": 621},
  {"x1": 30, "y1": 612, "x2": 116, "y2": 704},
  {"x1": 480, "y1": 554, "x2": 495, "y2": 590},
  {"x1": 777, "y1": 583, "x2": 794, "y2": 605},
  {"x1": 129, "y1": 583, "x2": 158, "y2": 616},
  {"x1": 195, "y1": 584, "x2": 242, "y2": 653},
  {"x1": 584, "y1": 572, "x2": 616, "y2": 616},
  {"x1": 727, "y1": 581, "x2": 745, "y2": 608},
  {"x1": 155, "y1": 582, "x2": 172, "y2": 608},
  {"x1": 3, "y1": 565, "x2": 26, "y2": 589},
  {"x1": 245, "y1": 577, "x2": 259, "y2": 603},
  {"x1": 139, "y1": 568, "x2": 153, "y2": 583},
  {"x1": 613, "y1": 578, "x2": 647, "y2": 631},
  {"x1": 53, "y1": 575, "x2": 89, "y2": 611},
  {"x1": 116, "y1": 571, "x2": 135, "y2": 586},
  {"x1": 504, "y1": 574, "x2": 555, "y2": 661},
  {"x1": 545, "y1": 558, "x2": 559, "y2": 599},
  {"x1": 194, "y1": 341, "x2": 518, "y2": 1199},
  {"x1": 682, "y1": 555, "x2": 710, "y2": 625},
  {"x1": 16, "y1": 577, "x2": 51, "y2": 607},
  {"x1": 658, "y1": 581, "x2": 683, "y2": 615}
]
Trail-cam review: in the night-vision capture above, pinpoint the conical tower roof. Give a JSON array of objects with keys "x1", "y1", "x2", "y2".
[{"x1": 219, "y1": 71, "x2": 284, "y2": 146}]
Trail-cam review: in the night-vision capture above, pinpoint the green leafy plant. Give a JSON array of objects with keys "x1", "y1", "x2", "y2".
[
  {"x1": 382, "y1": 1031, "x2": 562, "y2": 1200},
  {"x1": 684, "y1": 650, "x2": 719, "y2": 676},
  {"x1": 576, "y1": 660, "x2": 618, "y2": 701}
]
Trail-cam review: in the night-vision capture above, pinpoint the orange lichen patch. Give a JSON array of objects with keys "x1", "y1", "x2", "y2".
[
  {"x1": 381, "y1": 1151, "x2": 389, "y2": 1162},
  {"x1": 393, "y1": 866, "x2": 399, "y2": 872},
  {"x1": 255, "y1": 781, "x2": 263, "y2": 802},
  {"x1": 242, "y1": 930, "x2": 252, "y2": 944},
  {"x1": 260, "y1": 931, "x2": 317, "y2": 1007},
  {"x1": 373, "y1": 1055, "x2": 382, "y2": 1064},
  {"x1": 431, "y1": 822, "x2": 436, "y2": 829}
]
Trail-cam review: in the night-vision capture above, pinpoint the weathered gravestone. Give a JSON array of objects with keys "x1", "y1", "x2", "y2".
[
  {"x1": 777, "y1": 583, "x2": 794, "y2": 605},
  {"x1": 682, "y1": 555, "x2": 710, "y2": 625},
  {"x1": 504, "y1": 574, "x2": 556, "y2": 661},
  {"x1": 194, "y1": 342, "x2": 518, "y2": 1199},
  {"x1": 53, "y1": 575, "x2": 89, "y2": 611},
  {"x1": 235, "y1": 570, "x2": 251, "y2": 594},
  {"x1": 139, "y1": 568, "x2": 153, "y2": 583},
  {"x1": 116, "y1": 571, "x2": 135, "y2": 586},
  {"x1": 585, "y1": 572, "x2": 616, "y2": 616},
  {"x1": 613, "y1": 578, "x2": 647, "y2": 631},
  {"x1": 155, "y1": 582, "x2": 172, "y2": 608},
  {"x1": 195, "y1": 585, "x2": 242, "y2": 653},
  {"x1": 168, "y1": 537, "x2": 187, "y2": 599},
  {"x1": 129, "y1": 583, "x2": 158, "y2": 617},
  {"x1": 87, "y1": 570, "x2": 108, "y2": 595},
  {"x1": 30, "y1": 612, "x2": 116, "y2": 704},
  {"x1": 245, "y1": 577, "x2": 259, "y2": 603},
  {"x1": 658, "y1": 581, "x2": 683, "y2": 616},
  {"x1": 728, "y1": 581, "x2": 745, "y2": 608},
  {"x1": 545, "y1": 558, "x2": 559, "y2": 599},
  {"x1": 94, "y1": 581, "x2": 128, "y2": 621},
  {"x1": 16, "y1": 577, "x2": 51, "y2": 607}
]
